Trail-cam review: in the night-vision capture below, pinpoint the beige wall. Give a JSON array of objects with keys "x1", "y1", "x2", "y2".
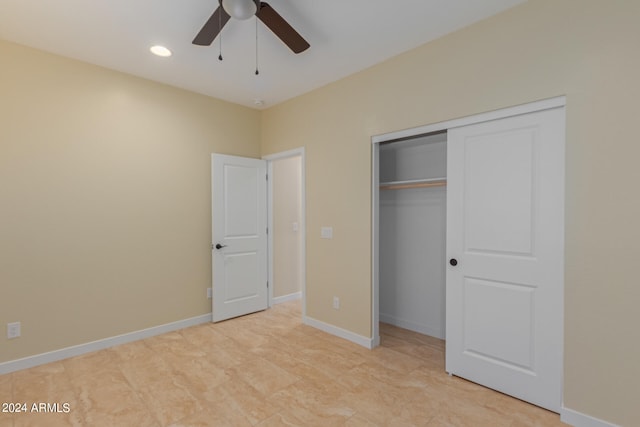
[
  {"x1": 261, "y1": 0, "x2": 640, "y2": 425},
  {"x1": 0, "y1": 40, "x2": 261, "y2": 362},
  {"x1": 272, "y1": 156, "x2": 302, "y2": 298}
]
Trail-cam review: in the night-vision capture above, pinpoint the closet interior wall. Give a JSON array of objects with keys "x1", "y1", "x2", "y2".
[{"x1": 379, "y1": 132, "x2": 447, "y2": 339}]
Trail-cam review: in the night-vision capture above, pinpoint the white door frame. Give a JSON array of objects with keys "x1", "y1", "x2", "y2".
[
  {"x1": 263, "y1": 148, "x2": 306, "y2": 316},
  {"x1": 371, "y1": 96, "x2": 566, "y2": 346}
]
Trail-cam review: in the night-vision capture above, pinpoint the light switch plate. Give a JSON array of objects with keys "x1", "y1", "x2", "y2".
[
  {"x1": 321, "y1": 226, "x2": 333, "y2": 239},
  {"x1": 7, "y1": 322, "x2": 20, "y2": 339}
]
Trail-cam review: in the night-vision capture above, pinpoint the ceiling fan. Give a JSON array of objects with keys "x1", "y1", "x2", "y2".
[{"x1": 193, "y1": 0, "x2": 310, "y2": 54}]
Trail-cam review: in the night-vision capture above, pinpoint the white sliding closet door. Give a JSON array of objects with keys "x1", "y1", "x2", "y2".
[{"x1": 446, "y1": 107, "x2": 565, "y2": 412}]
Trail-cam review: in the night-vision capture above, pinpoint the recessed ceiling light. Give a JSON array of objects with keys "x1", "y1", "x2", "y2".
[{"x1": 150, "y1": 45, "x2": 172, "y2": 57}]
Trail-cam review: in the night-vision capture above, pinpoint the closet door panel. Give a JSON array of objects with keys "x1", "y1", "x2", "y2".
[
  {"x1": 446, "y1": 107, "x2": 564, "y2": 412},
  {"x1": 464, "y1": 128, "x2": 535, "y2": 255}
]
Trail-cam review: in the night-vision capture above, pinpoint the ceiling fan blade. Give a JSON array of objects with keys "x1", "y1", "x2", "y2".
[
  {"x1": 192, "y1": 5, "x2": 231, "y2": 46},
  {"x1": 256, "y1": 2, "x2": 310, "y2": 54}
]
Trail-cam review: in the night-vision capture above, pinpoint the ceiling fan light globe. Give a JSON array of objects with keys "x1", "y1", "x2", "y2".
[{"x1": 222, "y1": 0, "x2": 257, "y2": 20}]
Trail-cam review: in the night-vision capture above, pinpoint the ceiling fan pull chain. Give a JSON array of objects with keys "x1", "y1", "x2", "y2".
[
  {"x1": 218, "y1": 6, "x2": 223, "y2": 61},
  {"x1": 255, "y1": 16, "x2": 259, "y2": 75}
]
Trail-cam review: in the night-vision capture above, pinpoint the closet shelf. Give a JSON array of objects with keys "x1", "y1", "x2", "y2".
[{"x1": 379, "y1": 177, "x2": 447, "y2": 191}]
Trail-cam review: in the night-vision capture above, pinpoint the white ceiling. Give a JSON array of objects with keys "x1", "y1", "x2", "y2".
[{"x1": 0, "y1": 0, "x2": 525, "y2": 109}]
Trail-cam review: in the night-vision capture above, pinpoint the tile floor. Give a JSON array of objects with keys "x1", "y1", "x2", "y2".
[{"x1": 0, "y1": 301, "x2": 568, "y2": 426}]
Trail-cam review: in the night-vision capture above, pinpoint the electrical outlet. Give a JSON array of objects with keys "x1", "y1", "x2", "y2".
[
  {"x1": 7, "y1": 322, "x2": 20, "y2": 339},
  {"x1": 333, "y1": 296, "x2": 340, "y2": 310},
  {"x1": 207, "y1": 288, "x2": 212, "y2": 299}
]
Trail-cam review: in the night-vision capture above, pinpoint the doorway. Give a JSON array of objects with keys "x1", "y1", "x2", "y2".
[
  {"x1": 211, "y1": 149, "x2": 306, "y2": 322},
  {"x1": 378, "y1": 132, "x2": 447, "y2": 339},
  {"x1": 371, "y1": 97, "x2": 566, "y2": 412},
  {"x1": 264, "y1": 148, "x2": 306, "y2": 314}
]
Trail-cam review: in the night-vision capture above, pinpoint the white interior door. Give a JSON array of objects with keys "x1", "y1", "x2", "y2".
[
  {"x1": 446, "y1": 107, "x2": 565, "y2": 412},
  {"x1": 212, "y1": 154, "x2": 268, "y2": 322}
]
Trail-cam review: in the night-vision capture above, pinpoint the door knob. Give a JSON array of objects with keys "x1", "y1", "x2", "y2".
[
  {"x1": 449, "y1": 258, "x2": 458, "y2": 266},
  {"x1": 215, "y1": 243, "x2": 227, "y2": 250}
]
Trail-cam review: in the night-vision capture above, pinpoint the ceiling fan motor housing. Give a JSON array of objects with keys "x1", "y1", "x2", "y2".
[{"x1": 221, "y1": 0, "x2": 261, "y2": 20}]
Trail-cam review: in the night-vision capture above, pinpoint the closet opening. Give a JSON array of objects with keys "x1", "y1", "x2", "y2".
[
  {"x1": 375, "y1": 130, "x2": 447, "y2": 347},
  {"x1": 371, "y1": 97, "x2": 565, "y2": 411}
]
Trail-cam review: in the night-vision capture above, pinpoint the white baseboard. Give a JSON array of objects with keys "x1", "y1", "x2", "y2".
[
  {"x1": 271, "y1": 291, "x2": 302, "y2": 305},
  {"x1": 379, "y1": 313, "x2": 445, "y2": 340},
  {"x1": 304, "y1": 315, "x2": 374, "y2": 349},
  {"x1": 561, "y1": 407, "x2": 620, "y2": 427},
  {"x1": 0, "y1": 313, "x2": 212, "y2": 375},
  {"x1": 372, "y1": 335, "x2": 381, "y2": 348}
]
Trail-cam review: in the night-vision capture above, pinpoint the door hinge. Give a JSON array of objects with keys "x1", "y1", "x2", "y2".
[
  {"x1": 267, "y1": 281, "x2": 269, "y2": 288},
  {"x1": 266, "y1": 174, "x2": 268, "y2": 181},
  {"x1": 266, "y1": 227, "x2": 269, "y2": 235}
]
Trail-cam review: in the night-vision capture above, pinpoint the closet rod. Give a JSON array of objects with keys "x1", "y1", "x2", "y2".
[{"x1": 380, "y1": 179, "x2": 447, "y2": 191}]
